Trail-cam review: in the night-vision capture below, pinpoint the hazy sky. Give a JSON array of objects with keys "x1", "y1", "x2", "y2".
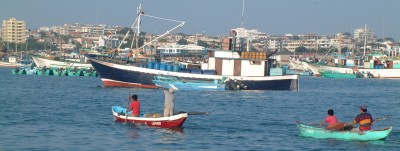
[{"x1": 1, "y1": 0, "x2": 399, "y2": 40}]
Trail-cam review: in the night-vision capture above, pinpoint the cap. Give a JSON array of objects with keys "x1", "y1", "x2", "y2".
[
  {"x1": 169, "y1": 88, "x2": 175, "y2": 93},
  {"x1": 360, "y1": 105, "x2": 367, "y2": 110}
]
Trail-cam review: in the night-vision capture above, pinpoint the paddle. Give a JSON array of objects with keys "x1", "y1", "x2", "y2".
[
  {"x1": 126, "y1": 94, "x2": 130, "y2": 123},
  {"x1": 187, "y1": 112, "x2": 209, "y2": 115},
  {"x1": 343, "y1": 116, "x2": 390, "y2": 129}
]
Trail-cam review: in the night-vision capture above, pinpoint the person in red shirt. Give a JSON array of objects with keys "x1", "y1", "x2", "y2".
[
  {"x1": 320, "y1": 109, "x2": 339, "y2": 128},
  {"x1": 128, "y1": 95, "x2": 141, "y2": 117}
]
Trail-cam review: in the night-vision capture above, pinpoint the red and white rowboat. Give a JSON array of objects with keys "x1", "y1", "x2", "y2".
[{"x1": 112, "y1": 106, "x2": 188, "y2": 128}]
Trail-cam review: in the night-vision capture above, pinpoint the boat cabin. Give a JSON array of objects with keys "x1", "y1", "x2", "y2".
[{"x1": 206, "y1": 49, "x2": 275, "y2": 76}]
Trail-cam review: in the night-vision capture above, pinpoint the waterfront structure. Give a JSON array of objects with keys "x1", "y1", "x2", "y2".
[{"x1": 1, "y1": 18, "x2": 27, "y2": 43}]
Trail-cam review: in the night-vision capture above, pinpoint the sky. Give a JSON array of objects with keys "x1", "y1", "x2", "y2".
[{"x1": 1, "y1": 0, "x2": 399, "y2": 40}]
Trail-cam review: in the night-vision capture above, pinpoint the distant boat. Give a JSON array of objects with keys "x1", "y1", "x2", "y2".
[
  {"x1": 0, "y1": 56, "x2": 29, "y2": 68},
  {"x1": 112, "y1": 106, "x2": 187, "y2": 128},
  {"x1": 319, "y1": 69, "x2": 364, "y2": 78},
  {"x1": 296, "y1": 121, "x2": 392, "y2": 141},
  {"x1": 304, "y1": 60, "x2": 400, "y2": 78},
  {"x1": 31, "y1": 56, "x2": 92, "y2": 69},
  {"x1": 298, "y1": 25, "x2": 400, "y2": 79},
  {"x1": 152, "y1": 76, "x2": 226, "y2": 90}
]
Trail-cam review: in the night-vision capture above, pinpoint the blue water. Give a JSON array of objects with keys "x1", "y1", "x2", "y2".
[{"x1": 0, "y1": 67, "x2": 399, "y2": 150}]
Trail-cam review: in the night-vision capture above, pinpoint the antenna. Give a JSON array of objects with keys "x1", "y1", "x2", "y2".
[{"x1": 241, "y1": 0, "x2": 245, "y2": 28}]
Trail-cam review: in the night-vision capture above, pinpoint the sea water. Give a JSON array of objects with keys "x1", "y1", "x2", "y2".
[{"x1": 0, "y1": 67, "x2": 399, "y2": 150}]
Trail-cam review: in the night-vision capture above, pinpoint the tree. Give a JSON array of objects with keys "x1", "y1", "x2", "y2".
[
  {"x1": 295, "y1": 46, "x2": 307, "y2": 54},
  {"x1": 177, "y1": 39, "x2": 188, "y2": 45},
  {"x1": 117, "y1": 27, "x2": 132, "y2": 35},
  {"x1": 197, "y1": 40, "x2": 209, "y2": 48},
  {"x1": 39, "y1": 31, "x2": 47, "y2": 38},
  {"x1": 26, "y1": 38, "x2": 45, "y2": 50},
  {"x1": 292, "y1": 35, "x2": 300, "y2": 40},
  {"x1": 176, "y1": 33, "x2": 187, "y2": 36},
  {"x1": 342, "y1": 32, "x2": 351, "y2": 36},
  {"x1": 384, "y1": 37, "x2": 395, "y2": 42}
]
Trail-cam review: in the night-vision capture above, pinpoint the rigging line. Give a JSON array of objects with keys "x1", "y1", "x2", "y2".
[
  {"x1": 138, "y1": 21, "x2": 185, "y2": 50},
  {"x1": 117, "y1": 15, "x2": 140, "y2": 49},
  {"x1": 143, "y1": 14, "x2": 185, "y2": 23}
]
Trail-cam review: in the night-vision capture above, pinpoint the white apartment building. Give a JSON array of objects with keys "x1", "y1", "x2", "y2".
[
  {"x1": 285, "y1": 40, "x2": 317, "y2": 52},
  {"x1": 267, "y1": 36, "x2": 284, "y2": 51},
  {"x1": 49, "y1": 24, "x2": 117, "y2": 38},
  {"x1": 354, "y1": 26, "x2": 377, "y2": 43},
  {"x1": 1, "y1": 18, "x2": 27, "y2": 43},
  {"x1": 231, "y1": 28, "x2": 268, "y2": 39},
  {"x1": 330, "y1": 33, "x2": 355, "y2": 50},
  {"x1": 316, "y1": 36, "x2": 330, "y2": 49}
]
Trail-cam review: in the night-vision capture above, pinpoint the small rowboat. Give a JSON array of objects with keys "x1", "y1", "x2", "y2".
[
  {"x1": 296, "y1": 121, "x2": 392, "y2": 141},
  {"x1": 152, "y1": 76, "x2": 225, "y2": 90},
  {"x1": 112, "y1": 106, "x2": 188, "y2": 128}
]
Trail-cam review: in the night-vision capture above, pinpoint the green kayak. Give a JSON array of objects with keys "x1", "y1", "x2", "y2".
[{"x1": 296, "y1": 122, "x2": 392, "y2": 141}]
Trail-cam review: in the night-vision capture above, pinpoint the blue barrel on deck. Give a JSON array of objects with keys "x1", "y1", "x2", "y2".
[
  {"x1": 179, "y1": 68, "x2": 191, "y2": 73},
  {"x1": 154, "y1": 63, "x2": 160, "y2": 70},
  {"x1": 147, "y1": 62, "x2": 154, "y2": 69},
  {"x1": 191, "y1": 69, "x2": 203, "y2": 74},
  {"x1": 179, "y1": 64, "x2": 186, "y2": 69},
  {"x1": 160, "y1": 63, "x2": 167, "y2": 70},
  {"x1": 166, "y1": 64, "x2": 173, "y2": 71},
  {"x1": 173, "y1": 65, "x2": 180, "y2": 72},
  {"x1": 203, "y1": 70, "x2": 217, "y2": 75}
]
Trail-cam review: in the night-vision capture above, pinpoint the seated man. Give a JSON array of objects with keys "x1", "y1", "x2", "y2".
[
  {"x1": 353, "y1": 105, "x2": 374, "y2": 131},
  {"x1": 128, "y1": 94, "x2": 141, "y2": 117}
]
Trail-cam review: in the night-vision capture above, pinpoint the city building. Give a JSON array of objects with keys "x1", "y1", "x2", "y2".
[
  {"x1": 1, "y1": 18, "x2": 27, "y2": 43},
  {"x1": 231, "y1": 28, "x2": 268, "y2": 39},
  {"x1": 353, "y1": 25, "x2": 377, "y2": 44}
]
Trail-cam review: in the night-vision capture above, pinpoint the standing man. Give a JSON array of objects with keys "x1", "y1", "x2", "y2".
[
  {"x1": 353, "y1": 105, "x2": 374, "y2": 131},
  {"x1": 163, "y1": 88, "x2": 175, "y2": 117}
]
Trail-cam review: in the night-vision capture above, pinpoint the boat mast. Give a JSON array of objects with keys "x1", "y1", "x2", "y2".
[
  {"x1": 134, "y1": 4, "x2": 142, "y2": 60},
  {"x1": 338, "y1": 36, "x2": 341, "y2": 66},
  {"x1": 241, "y1": 0, "x2": 245, "y2": 28},
  {"x1": 363, "y1": 24, "x2": 367, "y2": 58}
]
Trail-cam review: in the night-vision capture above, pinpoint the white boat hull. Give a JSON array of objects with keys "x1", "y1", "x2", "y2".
[
  {"x1": 32, "y1": 56, "x2": 92, "y2": 69},
  {"x1": 304, "y1": 62, "x2": 400, "y2": 78}
]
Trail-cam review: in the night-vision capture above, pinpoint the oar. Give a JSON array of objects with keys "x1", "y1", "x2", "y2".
[
  {"x1": 375, "y1": 116, "x2": 390, "y2": 121},
  {"x1": 344, "y1": 116, "x2": 390, "y2": 128},
  {"x1": 177, "y1": 111, "x2": 209, "y2": 115},
  {"x1": 126, "y1": 94, "x2": 130, "y2": 123},
  {"x1": 187, "y1": 112, "x2": 209, "y2": 115}
]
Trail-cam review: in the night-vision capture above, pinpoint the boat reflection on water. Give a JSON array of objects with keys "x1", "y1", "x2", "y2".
[{"x1": 159, "y1": 127, "x2": 185, "y2": 143}]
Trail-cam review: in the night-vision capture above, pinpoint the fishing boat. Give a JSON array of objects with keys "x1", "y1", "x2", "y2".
[
  {"x1": 112, "y1": 106, "x2": 188, "y2": 128},
  {"x1": 0, "y1": 56, "x2": 30, "y2": 68},
  {"x1": 31, "y1": 56, "x2": 92, "y2": 69},
  {"x1": 86, "y1": 4, "x2": 299, "y2": 91},
  {"x1": 152, "y1": 76, "x2": 226, "y2": 90},
  {"x1": 304, "y1": 61, "x2": 400, "y2": 78},
  {"x1": 296, "y1": 122, "x2": 392, "y2": 141},
  {"x1": 319, "y1": 69, "x2": 364, "y2": 78},
  {"x1": 300, "y1": 25, "x2": 400, "y2": 79}
]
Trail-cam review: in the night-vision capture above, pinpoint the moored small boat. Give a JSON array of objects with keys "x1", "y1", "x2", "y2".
[
  {"x1": 112, "y1": 106, "x2": 188, "y2": 128},
  {"x1": 319, "y1": 69, "x2": 364, "y2": 78},
  {"x1": 296, "y1": 121, "x2": 392, "y2": 141},
  {"x1": 152, "y1": 76, "x2": 226, "y2": 90}
]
